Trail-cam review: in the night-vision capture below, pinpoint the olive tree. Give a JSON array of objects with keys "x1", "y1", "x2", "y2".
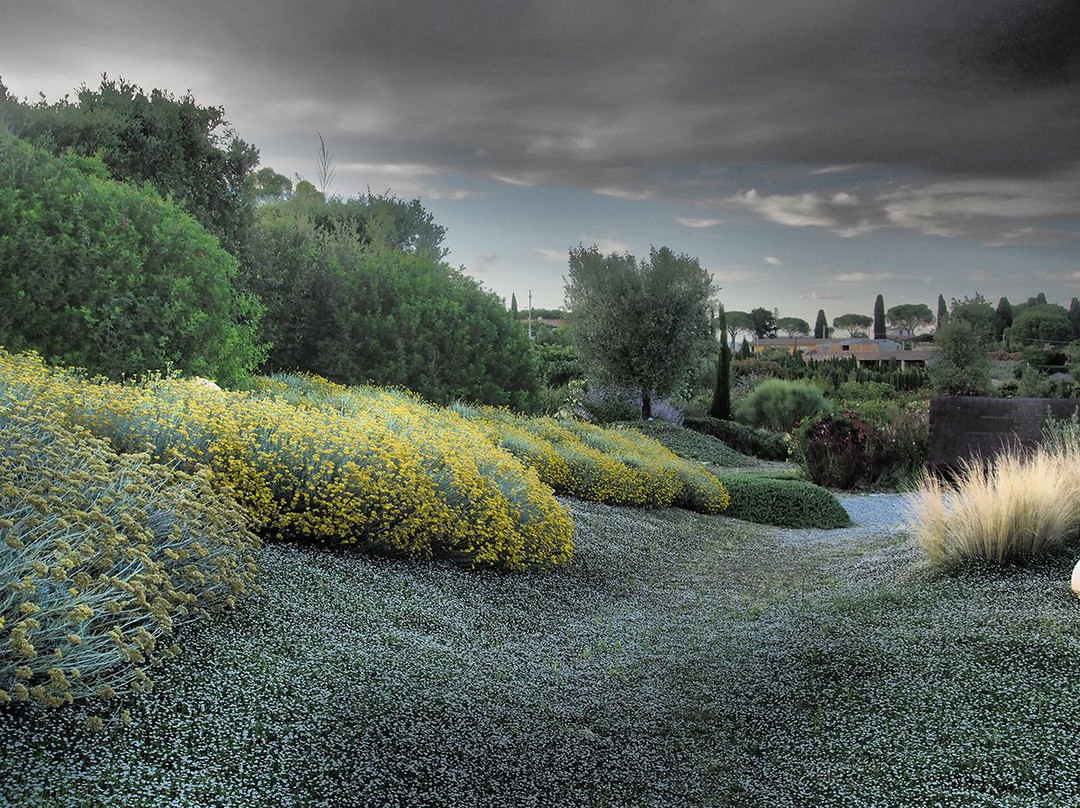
[{"x1": 564, "y1": 245, "x2": 715, "y2": 419}]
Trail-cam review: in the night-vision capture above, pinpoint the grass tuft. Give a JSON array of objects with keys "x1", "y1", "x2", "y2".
[{"x1": 909, "y1": 439, "x2": 1080, "y2": 568}]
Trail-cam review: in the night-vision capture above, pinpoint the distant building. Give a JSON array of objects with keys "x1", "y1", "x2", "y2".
[{"x1": 751, "y1": 337, "x2": 934, "y2": 370}]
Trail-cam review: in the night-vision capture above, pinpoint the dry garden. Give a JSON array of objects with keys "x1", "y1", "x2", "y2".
[
  {"x1": 4, "y1": 348, "x2": 1080, "y2": 807},
  {"x1": 4, "y1": 78, "x2": 1080, "y2": 807}
]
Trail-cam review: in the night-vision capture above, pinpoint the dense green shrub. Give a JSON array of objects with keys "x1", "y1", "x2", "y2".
[
  {"x1": 929, "y1": 320, "x2": 991, "y2": 396},
  {"x1": 245, "y1": 206, "x2": 538, "y2": 408},
  {"x1": 733, "y1": 379, "x2": 829, "y2": 433},
  {"x1": 834, "y1": 380, "x2": 897, "y2": 402},
  {"x1": 0, "y1": 132, "x2": 265, "y2": 386},
  {"x1": 714, "y1": 472, "x2": 851, "y2": 529},
  {"x1": 627, "y1": 421, "x2": 755, "y2": 468},
  {"x1": 683, "y1": 416, "x2": 789, "y2": 460},
  {"x1": 1016, "y1": 364, "x2": 1060, "y2": 398},
  {"x1": 1, "y1": 77, "x2": 260, "y2": 258},
  {"x1": 0, "y1": 398, "x2": 260, "y2": 714}
]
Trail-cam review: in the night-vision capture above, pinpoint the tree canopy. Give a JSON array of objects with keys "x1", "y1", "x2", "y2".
[
  {"x1": 873, "y1": 295, "x2": 886, "y2": 339},
  {"x1": 0, "y1": 131, "x2": 264, "y2": 385},
  {"x1": 243, "y1": 204, "x2": 536, "y2": 408},
  {"x1": 886, "y1": 303, "x2": 934, "y2": 334},
  {"x1": 1007, "y1": 304, "x2": 1073, "y2": 346},
  {"x1": 724, "y1": 311, "x2": 755, "y2": 346},
  {"x1": 949, "y1": 294, "x2": 999, "y2": 346},
  {"x1": 776, "y1": 317, "x2": 811, "y2": 338},
  {"x1": 1, "y1": 76, "x2": 260, "y2": 258},
  {"x1": 749, "y1": 308, "x2": 778, "y2": 339},
  {"x1": 832, "y1": 313, "x2": 873, "y2": 337},
  {"x1": 930, "y1": 320, "x2": 991, "y2": 396},
  {"x1": 814, "y1": 309, "x2": 828, "y2": 339},
  {"x1": 564, "y1": 245, "x2": 715, "y2": 418}
]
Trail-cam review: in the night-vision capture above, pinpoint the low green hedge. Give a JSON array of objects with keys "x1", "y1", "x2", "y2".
[
  {"x1": 683, "y1": 416, "x2": 789, "y2": 461},
  {"x1": 625, "y1": 421, "x2": 755, "y2": 468},
  {"x1": 715, "y1": 472, "x2": 851, "y2": 529}
]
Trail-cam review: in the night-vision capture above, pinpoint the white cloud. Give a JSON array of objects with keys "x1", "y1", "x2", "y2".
[
  {"x1": 730, "y1": 189, "x2": 875, "y2": 236},
  {"x1": 537, "y1": 248, "x2": 568, "y2": 262},
  {"x1": 809, "y1": 164, "x2": 861, "y2": 175},
  {"x1": 676, "y1": 217, "x2": 726, "y2": 228},
  {"x1": 488, "y1": 173, "x2": 539, "y2": 187},
  {"x1": 594, "y1": 186, "x2": 653, "y2": 200},
  {"x1": 764, "y1": 256, "x2": 783, "y2": 266},
  {"x1": 830, "y1": 272, "x2": 894, "y2": 284},
  {"x1": 878, "y1": 169, "x2": 1080, "y2": 240}
]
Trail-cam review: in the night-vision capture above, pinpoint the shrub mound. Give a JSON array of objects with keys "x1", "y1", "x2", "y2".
[
  {"x1": 0, "y1": 351, "x2": 574, "y2": 571},
  {"x1": 0, "y1": 399, "x2": 260, "y2": 714},
  {"x1": 714, "y1": 472, "x2": 852, "y2": 529},
  {"x1": 627, "y1": 420, "x2": 755, "y2": 468},
  {"x1": 734, "y1": 379, "x2": 829, "y2": 433},
  {"x1": 0, "y1": 132, "x2": 264, "y2": 387},
  {"x1": 683, "y1": 416, "x2": 789, "y2": 461},
  {"x1": 792, "y1": 406, "x2": 928, "y2": 491},
  {"x1": 453, "y1": 405, "x2": 731, "y2": 514}
]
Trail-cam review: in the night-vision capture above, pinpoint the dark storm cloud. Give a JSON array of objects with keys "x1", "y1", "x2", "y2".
[{"x1": 3, "y1": 0, "x2": 1077, "y2": 237}]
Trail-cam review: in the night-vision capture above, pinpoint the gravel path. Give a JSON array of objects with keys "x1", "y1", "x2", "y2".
[{"x1": 768, "y1": 491, "x2": 913, "y2": 546}]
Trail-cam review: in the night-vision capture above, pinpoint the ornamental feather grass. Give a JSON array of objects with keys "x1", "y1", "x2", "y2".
[{"x1": 909, "y1": 439, "x2": 1080, "y2": 568}]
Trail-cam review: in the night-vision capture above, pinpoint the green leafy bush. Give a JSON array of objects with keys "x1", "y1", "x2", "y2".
[
  {"x1": 0, "y1": 132, "x2": 265, "y2": 386},
  {"x1": 714, "y1": 472, "x2": 851, "y2": 529},
  {"x1": 734, "y1": 379, "x2": 828, "y2": 433},
  {"x1": 245, "y1": 205, "x2": 538, "y2": 408},
  {"x1": 682, "y1": 416, "x2": 789, "y2": 460},
  {"x1": 0, "y1": 399, "x2": 260, "y2": 714}
]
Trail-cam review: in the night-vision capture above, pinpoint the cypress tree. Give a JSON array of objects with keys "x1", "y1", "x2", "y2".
[
  {"x1": 709, "y1": 307, "x2": 732, "y2": 420},
  {"x1": 814, "y1": 309, "x2": 828, "y2": 339},
  {"x1": 510, "y1": 293, "x2": 519, "y2": 319},
  {"x1": 873, "y1": 294, "x2": 886, "y2": 340},
  {"x1": 996, "y1": 297, "x2": 1013, "y2": 341},
  {"x1": 937, "y1": 294, "x2": 947, "y2": 328},
  {"x1": 1070, "y1": 297, "x2": 1080, "y2": 338}
]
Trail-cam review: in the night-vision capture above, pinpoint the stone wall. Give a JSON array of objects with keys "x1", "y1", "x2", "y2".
[{"x1": 929, "y1": 396, "x2": 1080, "y2": 470}]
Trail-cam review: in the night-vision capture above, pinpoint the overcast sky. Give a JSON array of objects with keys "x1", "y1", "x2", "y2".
[{"x1": 3, "y1": 0, "x2": 1078, "y2": 323}]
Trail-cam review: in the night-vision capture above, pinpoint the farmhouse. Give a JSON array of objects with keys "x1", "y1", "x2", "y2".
[{"x1": 751, "y1": 337, "x2": 935, "y2": 370}]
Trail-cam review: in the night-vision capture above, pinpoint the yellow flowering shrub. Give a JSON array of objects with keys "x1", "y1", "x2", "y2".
[
  {"x1": 452, "y1": 404, "x2": 731, "y2": 514},
  {"x1": 0, "y1": 397, "x2": 260, "y2": 711},
  {"x1": 251, "y1": 376, "x2": 574, "y2": 569},
  {"x1": 0, "y1": 352, "x2": 573, "y2": 570}
]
